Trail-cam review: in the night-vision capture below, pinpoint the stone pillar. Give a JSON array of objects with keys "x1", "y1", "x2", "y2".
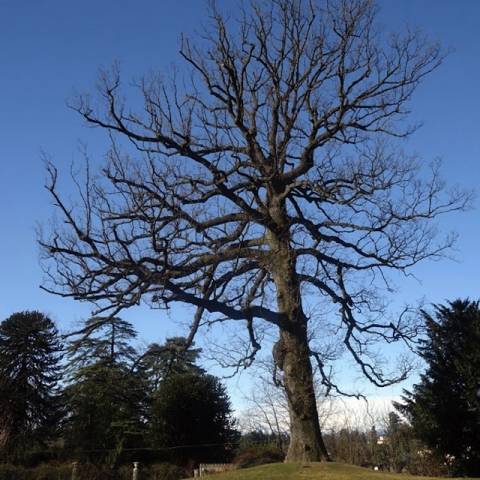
[
  {"x1": 71, "y1": 462, "x2": 78, "y2": 480},
  {"x1": 132, "y1": 461, "x2": 140, "y2": 480}
]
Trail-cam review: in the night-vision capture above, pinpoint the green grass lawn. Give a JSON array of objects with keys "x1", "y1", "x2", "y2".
[{"x1": 191, "y1": 462, "x2": 479, "y2": 480}]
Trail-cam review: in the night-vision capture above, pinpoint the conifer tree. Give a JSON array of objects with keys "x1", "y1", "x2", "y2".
[
  {"x1": 151, "y1": 372, "x2": 239, "y2": 464},
  {"x1": 0, "y1": 311, "x2": 62, "y2": 461},
  {"x1": 68, "y1": 316, "x2": 138, "y2": 368},
  {"x1": 63, "y1": 316, "x2": 146, "y2": 464},
  {"x1": 396, "y1": 300, "x2": 480, "y2": 476},
  {"x1": 136, "y1": 337, "x2": 203, "y2": 391}
]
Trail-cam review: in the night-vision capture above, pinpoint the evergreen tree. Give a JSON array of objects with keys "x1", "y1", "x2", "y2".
[
  {"x1": 385, "y1": 412, "x2": 417, "y2": 473},
  {"x1": 150, "y1": 371, "x2": 239, "y2": 464},
  {"x1": 136, "y1": 337, "x2": 203, "y2": 391},
  {"x1": 0, "y1": 311, "x2": 62, "y2": 461},
  {"x1": 63, "y1": 316, "x2": 147, "y2": 465},
  {"x1": 396, "y1": 300, "x2": 480, "y2": 476},
  {"x1": 368, "y1": 425, "x2": 385, "y2": 469},
  {"x1": 68, "y1": 316, "x2": 138, "y2": 369},
  {"x1": 63, "y1": 362, "x2": 147, "y2": 464}
]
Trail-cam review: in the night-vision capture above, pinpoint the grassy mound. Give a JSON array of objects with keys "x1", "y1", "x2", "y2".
[{"x1": 192, "y1": 462, "x2": 479, "y2": 480}]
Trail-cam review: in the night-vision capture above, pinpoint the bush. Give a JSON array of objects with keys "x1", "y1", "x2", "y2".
[
  {"x1": 146, "y1": 463, "x2": 185, "y2": 480},
  {"x1": 31, "y1": 464, "x2": 71, "y2": 480},
  {"x1": 76, "y1": 463, "x2": 115, "y2": 480},
  {"x1": 405, "y1": 450, "x2": 451, "y2": 478},
  {"x1": 0, "y1": 463, "x2": 71, "y2": 480},
  {"x1": 234, "y1": 445, "x2": 284, "y2": 468},
  {"x1": 0, "y1": 464, "x2": 22, "y2": 480},
  {"x1": 0, "y1": 462, "x2": 186, "y2": 480}
]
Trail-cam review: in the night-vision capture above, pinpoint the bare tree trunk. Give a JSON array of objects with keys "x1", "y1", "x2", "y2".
[
  {"x1": 274, "y1": 325, "x2": 330, "y2": 462},
  {"x1": 269, "y1": 222, "x2": 330, "y2": 463}
]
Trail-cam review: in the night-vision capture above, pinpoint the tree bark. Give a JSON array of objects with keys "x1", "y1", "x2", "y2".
[
  {"x1": 274, "y1": 324, "x2": 330, "y2": 463},
  {"x1": 268, "y1": 211, "x2": 330, "y2": 463}
]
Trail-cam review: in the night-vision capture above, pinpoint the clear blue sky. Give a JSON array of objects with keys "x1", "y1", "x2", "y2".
[{"x1": 0, "y1": 1, "x2": 479, "y2": 405}]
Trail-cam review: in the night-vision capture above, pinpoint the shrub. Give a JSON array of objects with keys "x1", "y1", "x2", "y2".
[
  {"x1": 30, "y1": 464, "x2": 71, "y2": 480},
  {"x1": 146, "y1": 463, "x2": 185, "y2": 480},
  {"x1": 76, "y1": 463, "x2": 112, "y2": 480},
  {"x1": 0, "y1": 464, "x2": 23, "y2": 480},
  {"x1": 234, "y1": 445, "x2": 284, "y2": 468},
  {"x1": 0, "y1": 463, "x2": 71, "y2": 480},
  {"x1": 405, "y1": 450, "x2": 451, "y2": 478},
  {"x1": 0, "y1": 461, "x2": 185, "y2": 480}
]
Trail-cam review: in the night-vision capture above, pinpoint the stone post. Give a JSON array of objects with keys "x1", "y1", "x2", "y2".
[
  {"x1": 132, "y1": 461, "x2": 140, "y2": 480},
  {"x1": 71, "y1": 462, "x2": 78, "y2": 480}
]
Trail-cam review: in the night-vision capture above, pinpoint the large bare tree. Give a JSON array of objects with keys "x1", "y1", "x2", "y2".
[{"x1": 39, "y1": 0, "x2": 470, "y2": 462}]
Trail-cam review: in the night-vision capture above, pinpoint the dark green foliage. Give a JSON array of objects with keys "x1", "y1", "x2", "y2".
[
  {"x1": 150, "y1": 372, "x2": 239, "y2": 464},
  {"x1": 62, "y1": 316, "x2": 147, "y2": 465},
  {"x1": 136, "y1": 337, "x2": 203, "y2": 391},
  {"x1": 0, "y1": 312, "x2": 237, "y2": 470},
  {"x1": 142, "y1": 338, "x2": 238, "y2": 466},
  {"x1": 0, "y1": 463, "x2": 71, "y2": 480},
  {"x1": 73, "y1": 462, "x2": 184, "y2": 480},
  {"x1": 68, "y1": 316, "x2": 138, "y2": 369},
  {"x1": 145, "y1": 462, "x2": 185, "y2": 480},
  {"x1": 239, "y1": 430, "x2": 288, "y2": 450},
  {"x1": 379, "y1": 413, "x2": 419, "y2": 473},
  {"x1": 234, "y1": 445, "x2": 285, "y2": 468},
  {"x1": 234, "y1": 431, "x2": 286, "y2": 468},
  {"x1": 62, "y1": 362, "x2": 147, "y2": 464},
  {"x1": 76, "y1": 463, "x2": 185, "y2": 480},
  {"x1": 0, "y1": 462, "x2": 184, "y2": 480},
  {"x1": 396, "y1": 299, "x2": 480, "y2": 476},
  {"x1": 0, "y1": 312, "x2": 62, "y2": 462}
]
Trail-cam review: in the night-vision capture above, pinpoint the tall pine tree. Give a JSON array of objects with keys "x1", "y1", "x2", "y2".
[
  {"x1": 396, "y1": 300, "x2": 480, "y2": 476},
  {"x1": 141, "y1": 337, "x2": 239, "y2": 464},
  {"x1": 136, "y1": 337, "x2": 203, "y2": 391},
  {"x1": 68, "y1": 316, "x2": 138, "y2": 368},
  {"x1": 63, "y1": 316, "x2": 146, "y2": 464},
  {"x1": 0, "y1": 311, "x2": 62, "y2": 461},
  {"x1": 150, "y1": 372, "x2": 239, "y2": 464}
]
